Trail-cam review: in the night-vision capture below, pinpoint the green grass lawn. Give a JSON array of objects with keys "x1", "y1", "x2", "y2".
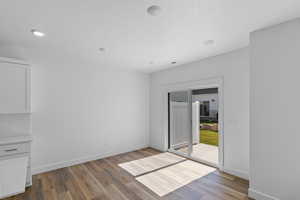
[{"x1": 200, "y1": 129, "x2": 219, "y2": 146}]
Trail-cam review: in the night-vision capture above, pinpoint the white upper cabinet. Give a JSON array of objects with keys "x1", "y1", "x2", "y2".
[{"x1": 0, "y1": 57, "x2": 31, "y2": 113}]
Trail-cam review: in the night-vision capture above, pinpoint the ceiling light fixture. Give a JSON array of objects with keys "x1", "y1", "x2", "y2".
[
  {"x1": 147, "y1": 5, "x2": 161, "y2": 16},
  {"x1": 31, "y1": 29, "x2": 45, "y2": 37},
  {"x1": 171, "y1": 61, "x2": 177, "y2": 64}
]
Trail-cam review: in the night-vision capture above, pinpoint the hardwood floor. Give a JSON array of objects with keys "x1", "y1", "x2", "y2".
[
  {"x1": 4, "y1": 148, "x2": 252, "y2": 200},
  {"x1": 136, "y1": 160, "x2": 216, "y2": 196}
]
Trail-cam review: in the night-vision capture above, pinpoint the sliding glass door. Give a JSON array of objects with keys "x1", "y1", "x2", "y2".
[{"x1": 168, "y1": 88, "x2": 219, "y2": 167}]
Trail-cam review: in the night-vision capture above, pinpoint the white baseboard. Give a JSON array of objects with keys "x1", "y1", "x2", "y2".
[
  {"x1": 32, "y1": 144, "x2": 148, "y2": 175},
  {"x1": 149, "y1": 144, "x2": 165, "y2": 152},
  {"x1": 222, "y1": 168, "x2": 249, "y2": 180},
  {"x1": 248, "y1": 188, "x2": 279, "y2": 200},
  {"x1": 0, "y1": 190, "x2": 25, "y2": 199}
]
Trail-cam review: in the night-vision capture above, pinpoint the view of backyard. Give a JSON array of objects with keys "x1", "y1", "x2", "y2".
[
  {"x1": 200, "y1": 130, "x2": 218, "y2": 146},
  {"x1": 200, "y1": 123, "x2": 218, "y2": 146}
]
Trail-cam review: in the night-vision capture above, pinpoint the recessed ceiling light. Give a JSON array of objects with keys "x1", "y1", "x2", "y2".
[
  {"x1": 171, "y1": 61, "x2": 177, "y2": 64},
  {"x1": 203, "y1": 40, "x2": 215, "y2": 45},
  {"x1": 31, "y1": 29, "x2": 45, "y2": 37},
  {"x1": 99, "y1": 48, "x2": 105, "y2": 52},
  {"x1": 147, "y1": 5, "x2": 161, "y2": 16}
]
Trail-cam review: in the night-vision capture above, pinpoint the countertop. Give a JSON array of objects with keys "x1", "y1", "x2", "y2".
[{"x1": 0, "y1": 135, "x2": 32, "y2": 145}]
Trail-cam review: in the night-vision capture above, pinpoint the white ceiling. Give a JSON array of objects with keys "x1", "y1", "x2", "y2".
[{"x1": 1, "y1": 0, "x2": 300, "y2": 73}]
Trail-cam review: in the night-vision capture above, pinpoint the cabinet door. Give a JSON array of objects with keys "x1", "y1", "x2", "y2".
[
  {"x1": 0, "y1": 156, "x2": 28, "y2": 198},
  {"x1": 0, "y1": 62, "x2": 30, "y2": 113}
]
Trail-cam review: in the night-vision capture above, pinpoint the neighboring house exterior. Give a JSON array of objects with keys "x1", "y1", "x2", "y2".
[{"x1": 192, "y1": 93, "x2": 218, "y2": 121}]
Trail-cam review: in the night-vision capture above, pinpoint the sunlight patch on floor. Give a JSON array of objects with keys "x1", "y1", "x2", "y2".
[
  {"x1": 136, "y1": 160, "x2": 216, "y2": 196},
  {"x1": 118, "y1": 152, "x2": 186, "y2": 176}
]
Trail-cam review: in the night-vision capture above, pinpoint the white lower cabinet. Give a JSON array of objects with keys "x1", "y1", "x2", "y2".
[
  {"x1": 0, "y1": 136, "x2": 32, "y2": 199},
  {"x1": 0, "y1": 156, "x2": 28, "y2": 199}
]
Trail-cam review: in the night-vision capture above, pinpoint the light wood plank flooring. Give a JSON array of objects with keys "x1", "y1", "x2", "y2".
[{"x1": 4, "y1": 148, "x2": 252, "y2": 200}]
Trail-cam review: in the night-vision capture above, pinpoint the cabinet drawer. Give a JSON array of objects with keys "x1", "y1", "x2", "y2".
[{"x1": 0, "y1": 143, "x2": 30, "y2": 157}]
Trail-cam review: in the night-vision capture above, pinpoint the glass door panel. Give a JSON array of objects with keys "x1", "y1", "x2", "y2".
[{"x1": 168, "y1": 90, "x2": 192, "y2": 156}]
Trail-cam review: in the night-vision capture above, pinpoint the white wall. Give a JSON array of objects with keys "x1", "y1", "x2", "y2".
[
  {"x1": 249, "y1": 18, "x2": 300, "y2": 200},
  {"x1": 150, "y1": 48, "x2": 250, "y2": 179},
  {"x1": 30, "y1": 60, "x2": 150, "y2": 174}
]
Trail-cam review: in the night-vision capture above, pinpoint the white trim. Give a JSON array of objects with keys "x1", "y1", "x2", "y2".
[
  {"x1": 161, "y1": 76, "x2": 224, "y2": 170},
  {"x1": 32, "y1": 144, "x2": 148, "y2": 175},
  {"x1": 0, "y1": 190, "x2": 26, "y2": 199},
  {"x1": 170, "y1": 141, "x2": 189, "y2": 149},
  {"x1": 0, "y1": 57, "x2": 29, "y2": 67},
  {"x1": 248, "y1": 188, "x2": 280, "y2": 200}
]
